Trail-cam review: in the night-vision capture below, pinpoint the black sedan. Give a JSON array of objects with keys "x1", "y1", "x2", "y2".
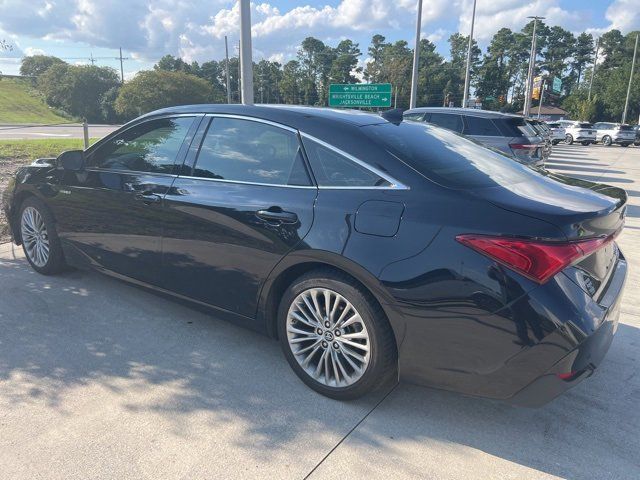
[{"x1": 2, "y1": 105, "x2": 627, "y2": 406}]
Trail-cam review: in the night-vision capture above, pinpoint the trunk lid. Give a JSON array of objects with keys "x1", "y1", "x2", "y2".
[{"x1": 471, "y1": 170, "x2": 626, "y2": 290}]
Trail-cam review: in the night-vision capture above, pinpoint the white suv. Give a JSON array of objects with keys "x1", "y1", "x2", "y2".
[
  {"x1": 545, "y1": 122, "x2": 566, "y2": 145},
  {"x1": 558, "y1": 121, "x2": 596, "y2": 146},
  {"x1": 592, "y1": 122, "x2": 636, "y2": 147}
]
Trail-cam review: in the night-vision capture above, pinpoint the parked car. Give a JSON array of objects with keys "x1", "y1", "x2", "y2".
[
  {"x1": 593, "y1": 122, "x2": 636, "y2": 147},
  {"x1": 3, "y1": 105, "x2": 628, "y2": 407},
  {"x1": 404, "y1": 107, "x2": 546, "y2": 167},
  {"x1": 527, "y1": 119, "x2": 553, "y2": 160},
  {"x1": 558, "y1": 120, "x2": 596, "y2": 145},
  {"x1": 634, "y1": 125, "x2": 640, "y2": 146},
  {"x1": 545, "y1": 122, "x2": 566, "y2": 145}
]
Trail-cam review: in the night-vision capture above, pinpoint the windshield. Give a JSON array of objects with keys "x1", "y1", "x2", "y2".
[{"x1": 361, "y1": 121, "x2": 538, "y2": 189}]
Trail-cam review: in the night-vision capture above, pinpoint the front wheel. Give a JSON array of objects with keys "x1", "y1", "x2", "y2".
[
  {"x1": 19, "y1": 197, "x2": 67, "y2": 275},
  {"x1": 278, "y1": 270, "x2": 397, "y2": 400},
  {"x1": 603, "y1": 135, "x2": 612, "y2": 146},
  {"x1": 565, "y1": 134, "x2": 574, "y2": 145}
]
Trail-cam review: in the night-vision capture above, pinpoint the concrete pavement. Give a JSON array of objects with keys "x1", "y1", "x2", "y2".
[
  {"x1": 0, "y1": 144, "x2": 639, "y2": 479},
  {"x1": 0, "y1": 123, "x2": 120, "y2": 140}
]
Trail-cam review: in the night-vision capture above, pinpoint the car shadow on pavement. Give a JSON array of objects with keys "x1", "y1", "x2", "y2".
[{"x1": 0, "y1": 254, "x2": 638, "y2": 479}]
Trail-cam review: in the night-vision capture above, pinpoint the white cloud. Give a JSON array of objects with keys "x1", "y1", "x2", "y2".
[
  {"x1": 603, "y1": 0, "x2": 640, "y2": 32},
  {"x1": 24, "y1": 47, "x2": 46, "y2": 56}
]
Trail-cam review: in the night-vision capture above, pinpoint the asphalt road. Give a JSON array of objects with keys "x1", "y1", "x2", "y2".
[
  {"x1": 1, "y1": 144, "x2": 639, "y2": 479},
  {"x1": 0, "y1": 123, "x2": 120, "y2": 140}
]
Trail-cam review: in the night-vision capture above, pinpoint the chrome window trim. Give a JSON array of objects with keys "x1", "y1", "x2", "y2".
[
  {"x1": 85, "y1": 167, "x2": 178, "y2": 178},
  {"x1": 205, "y1": 113, "x2": 298, "y2": 133},
  {"x1": 299, "y1": 132, "x2": 408, "y2": 190},
  {"x1": 176, "y1": 175, "x2": 317, "y2": 189}
]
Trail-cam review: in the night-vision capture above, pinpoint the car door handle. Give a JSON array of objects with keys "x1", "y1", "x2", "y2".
[
  {"x1": 135, "y1": 192, "x2": 162, "y2": 205},
  {"x1": 256, "y1": 209, "x2": 298, "y2": 224}
]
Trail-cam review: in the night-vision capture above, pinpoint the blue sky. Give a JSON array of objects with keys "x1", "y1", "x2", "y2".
[{"x1": 0, "y1": 0, "x2": 637, "y2": 78}]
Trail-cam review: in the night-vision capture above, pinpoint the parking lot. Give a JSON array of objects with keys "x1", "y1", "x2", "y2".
[{"x1": 1, "y1": 143, "x2": 639, "y2": 479}]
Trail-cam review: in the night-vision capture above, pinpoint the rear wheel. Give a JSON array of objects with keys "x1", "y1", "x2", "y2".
[
  {"x1": 19, "y1": 197, "x2": 67, "y2": 275},
  {"x1": 621, "y1": 143, "x2": 629, "y2": 147},
  {"x1": 603, "y1": 135, "x2": 612, "y2": 146},
  {"x1": 581, "y1": 141, "x2": 591, "y2": 146},
  {"x1": 565, "y1": 134, "x2": 574, "y2": 145},
  {"x1": 278, "y1": 270, "x2": 396, "y2": 400}
]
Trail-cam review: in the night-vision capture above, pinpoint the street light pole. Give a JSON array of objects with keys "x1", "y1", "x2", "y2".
[
  {"x1": 588, "y1": 36, "x2": 599, "y2": 102},
  {"x1": 225, "y1": 36, "x2": 231, "y2": 104},
  {"x1": 239, "y1": 0, "x2": 254, "y2": 105},
  {"x1": 622, "y1": 34, "x2": 638, "y2": 124},
  {"x1": 523, "y1": 16, "x2": 544, "y2": 118},
  {"x1": 409, "y1": 0, "x2": 423, "y2": 109},
  {"x1": 462, "y1": 0, "x2": 477, "y2": 109}
]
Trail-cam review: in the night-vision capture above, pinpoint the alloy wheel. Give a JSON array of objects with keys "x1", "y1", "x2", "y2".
[
  {"x1": 286, "y1": 287, "x2": 370, "y2": 388},
  {"x1": 21, "y1": 206, "x2": 50, "y2": 267}
]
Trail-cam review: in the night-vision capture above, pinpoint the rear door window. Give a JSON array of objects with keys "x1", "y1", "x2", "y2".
[
  {"x1": 192, "y1": 117, "x2": 311, "y2": 186},
  {"x1": 428, "y1": 113, "x2": 464, "y2": 133},
  {"x1": 404, "y1": 113, "x2": 425, "y2": 122},
  {"x1": 463, "y1": 116, "x2": 501, "y2": 136}
]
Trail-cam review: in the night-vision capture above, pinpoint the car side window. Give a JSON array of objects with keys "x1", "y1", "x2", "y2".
[
  {"x1": 463, "y1": 116, "x2": 501, "y2": 136},
  {"x1": 428, "y1": 113, "x2": 463, "y2": 133},
  {"x1": 88, "y1": 117, "x2": 194, "y2": 173},
  {"x1": 404, "y1": 113, "x2": 424, "y2": 121},
  {"x1": 302, "y1": 138, "x2": 391, "y2": 187},
  {"x1": 192, "y1": 117, "x2": 311, "y2": 186}
]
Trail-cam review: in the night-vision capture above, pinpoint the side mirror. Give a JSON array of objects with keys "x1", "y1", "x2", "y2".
[{"x1": 57, "y1": 150, "x2": 85, "y2": 171}]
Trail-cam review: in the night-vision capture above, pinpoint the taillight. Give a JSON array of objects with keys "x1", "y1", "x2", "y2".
[
  {"x1": 509, "y1": 143, "x2": 538, "y2": 150},
  {"x1": 455, "y1": 234, "x2": 615, "y2": 284}
]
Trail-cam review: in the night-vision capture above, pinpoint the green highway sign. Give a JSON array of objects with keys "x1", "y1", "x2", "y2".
[
  {"x1": 329, "y1": 83, "x2": 392, "y2": 108},
  {"x1": 552, "y1": 76, "x2": 562, "y2": 94}
]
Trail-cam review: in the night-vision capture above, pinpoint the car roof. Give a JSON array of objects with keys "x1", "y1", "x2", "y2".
[
  {"x1": 139, "y1": 104, "x2": 389, "y2": 128},
  {"x1": 404, "y1": 107, "x2": 523, "y2": 119}
]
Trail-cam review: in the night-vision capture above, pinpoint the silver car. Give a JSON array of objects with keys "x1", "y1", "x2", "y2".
[
  {"x1": 557, "y1": 120, "x2": 596, "y2": 145},
  {"x1": 593, "y1": 122, "x2": 636, "y2": 147},
  {"x1": 404, "y1": 108, "x2": 546, "y2": 167}
]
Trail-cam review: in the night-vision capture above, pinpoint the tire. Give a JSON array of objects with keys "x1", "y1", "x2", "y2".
[
  {"x1": 278, "y1": 269, "x2": 397, "y2": 400},
  {"x1": 18, "y1": 196, "x2": 67, "y2": 275},
  {"x1": 581, "y1": 141, "x2": 591, "y2": 146},
  {"x1": 621, "y1": 143, "x2": 629, "y2": 147},
  {"x1": 603, "y1": 135, "x2": 612, "y2": 146},
  {"x1": 565, "y1": 134, "x2": 574, "y2": 145},
  {"x1": 552, "y1": 140, "x2": 560, "y2": 145}
]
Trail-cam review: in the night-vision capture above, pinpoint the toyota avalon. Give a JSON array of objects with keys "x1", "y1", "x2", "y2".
[{"x1": 2, "y1": 105, "x2": 627, "y2": 406}]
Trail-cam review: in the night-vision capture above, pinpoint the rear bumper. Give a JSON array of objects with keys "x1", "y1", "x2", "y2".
[{"x1": 508, "y1": 252, "x2": 627, "y2": 407}]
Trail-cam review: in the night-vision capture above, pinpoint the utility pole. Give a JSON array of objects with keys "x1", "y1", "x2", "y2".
[
  {"x1": 237, "y1": 41, "x2": 241, "y2": 102},
  {"x1": 462, "y1": 0, "x2": 477, "y2": 109},
  {"x1": 588, "y1": 37, "x2": 600, "y2": 101},
  {"x1": 239, "y1": 0, "x2": 254, "y2": 105},
  {"x1": 89, "y1": 52, "x2": 96, "y2": 65},
  {"x1": 523, "y1": 16, "x2": 544, "y2": 118},
  {"x1": 622, "y1": 34, "x2": 638, "y2": 124},
  {"x1": 224, "y1": 36, "x2": 231, "y2": 103},
  {"x1": 537, "y1": 78, "x2": 546, "y2": 119},
  {"x1": 118, "y1": 48, "x2": 126, "y2": 84},
  {"x1": 409, "y1": 0, "x2": 423, "y2": 109}
]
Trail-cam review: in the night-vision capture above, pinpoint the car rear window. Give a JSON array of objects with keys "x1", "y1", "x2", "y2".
[
  {"x1": 362, "y1": 121, "x2": 535, "y2": 189},
  {"x1": 493, "y1": 117, "x2": 537, "y2": 138},
  {"x1": 546, "y1": 122, "x2": 560, "y2": 128},
  {"x1": 619, "y1": 125, "x2": 633, "y2": 131},
  {"x1": 578, "y1": 123, "x2": 593, "y2": 128}
]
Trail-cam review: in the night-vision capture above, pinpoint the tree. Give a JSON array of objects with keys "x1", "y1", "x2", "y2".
[
  {"x1": 38, "y1": 64, "x2": 120, "y2": 121},
  {"x1": 280, "y1": 60, "x2": 302, "y2": 104},
  {"x1": 572, "y1": 33, "x2": 594, "y2": 88},
  {"x1": 364, "y1": 35, "x2": 388, "y2": 83},
  {"x1": 114, "y1": 70, "x2": 213, "y2": 119},
  {"x1": 329, "y1": 40, "x2": 361, "y2": 84},
  {"x1": 20, "y1": 55, "x2": 66, "y2": 78}
]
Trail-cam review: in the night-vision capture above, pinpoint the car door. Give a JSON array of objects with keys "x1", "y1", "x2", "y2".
[
  {"x1": 52, "y1": 115, "x2": 200, "y2": 285},
  {"x1": 161, "y1": 115, "x2": 317, "y2": 318}
]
